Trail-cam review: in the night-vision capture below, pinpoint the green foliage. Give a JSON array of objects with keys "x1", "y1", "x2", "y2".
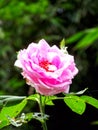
[
  {"x1": 60, "y1": 38, "x2": 66, "y2": 49},
  {"x1": 0, "y1": 93, "x2": 98, "y2": 128},
  {"x1": 66, "y1": 27, "x2": 98, "y2": 50},
  {"x1": 91, "y1": 120, "x2": 98, "y2": 125},
  {"x1": 0, "y1": 0, "x2": 98, "y2": 96},
  {"x1": 0, "y1": 99, "x2": 27, "y2": 129},
  {"x1": 0, "y1": 0, "x2": 49, "y2": 20},
  {"x1": 42, "y1": 96, "x2": 57, "y2": 106},
  {"x1": 64, "y1": 95, "x2": 86, "y2": 115},
  {"x1": 81, "y1": 95, "x2": 98, "y2": 109},
  {"x1": 64, "y1": 94, "x2": 98, "y2": 115},
  {"x1": 27, "y1": 94, "x2": 57, "y2": 106}
]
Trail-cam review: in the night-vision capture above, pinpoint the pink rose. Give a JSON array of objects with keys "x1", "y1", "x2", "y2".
[{"x1": 14, "y1": 39, "x2": 78, "y2": 95}]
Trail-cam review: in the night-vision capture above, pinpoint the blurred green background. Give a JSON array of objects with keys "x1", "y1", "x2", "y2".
[{"x1": 0, "y1": 0, "x2": 98, "y2": 130}]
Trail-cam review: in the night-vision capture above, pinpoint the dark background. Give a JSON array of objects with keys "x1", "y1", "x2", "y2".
[{"x1": 0, "y1": 0, "x2": 98, "y2": 130}]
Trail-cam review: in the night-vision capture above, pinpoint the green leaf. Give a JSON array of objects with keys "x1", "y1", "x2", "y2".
[
  {"x1": 43, "y1": 96, "x2": 57, "y2": 106},
  {"x1": 60, "y1": 38, "x2": 66, "y2": 49},
  {"x1": 0, "y1": 99, "x2": 27, "y2": 129},
  {"x1": 91, "y1": 120, "x2": 98, "y2": 125},
  {"x1": 65, "y1": 27, "x2": 98, "y2": 50},
  {"x1": 64, "y1": 95, "x2": 86, "y2": 115},
  {"x1": 74, "y1": 28, "x2": 98, "y2": 49},
  {"x1": 27, "y1": 94, "x2": 39, "y2": 103},
  {"x1": 66, "y1": 31, "x2": 85, "y2": 44},
  {"x1": 25, "y1": 113, "x2": 33, "y2": 122},
  {"x1": 80, "y1": 95, "x2": 98, "y2": 109},
  {"x1": 28, "y1": 94, "x2": 57, "y2": 106}
]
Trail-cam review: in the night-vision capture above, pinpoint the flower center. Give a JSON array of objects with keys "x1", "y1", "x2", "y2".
[{"x1": 39, "y1": 60, "x2": 56, "y2": 72}]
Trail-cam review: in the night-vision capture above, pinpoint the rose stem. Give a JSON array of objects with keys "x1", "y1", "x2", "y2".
[{"x1": 39, "y1": 94, "x2": 48, "y2": 130}]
